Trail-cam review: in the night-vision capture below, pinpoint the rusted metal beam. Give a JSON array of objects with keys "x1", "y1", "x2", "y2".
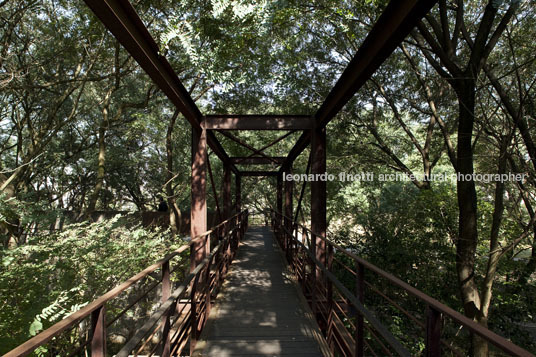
[
  {"x1": 240, "y1": 171, "x2": 279, "y2": 177},
  {"x1": 217, "y1": 131, "x2": 281, "y2": 165},
  {"x1": 223, "y1": 163, "x2": 232, "y2": 219},
  {"x1": 239, "y1": 131, "x2": 297, "y2": 165},
  {"x1": 235, "y1": 174, "x2": 241, "y2": 213},
  {"x1": 284, "y1": 167, "x2": 293, "y2": 252},
  {"x1": 82, "y1": 0, "x2": 236, "y2": 173},
  {"x1": 207, "y1": 154, "x2": 222, "y2": 222},
  {"x1": 83, "y1": 0, "x2": 200, "y2": 126},
  {"x1": 315, "y1": 0, "x2": 438, "y2": 129},
  {"x1": 277, "y1": 173, "x2": 283, "y2": 216},
  {"x1": 230, "y1": 157, "x2": 286, "y2": 165},
  {"x1": 294, "y1": 151, "x2": 312, "y2": 224},
  {"x1": 356, "y1": 263, "x2": 365, "y2": 357},
  {"x1": 204, "y1": 115, "x2": 312, "y2": 130},
  {"x1": 208, "y1": 131, "x2": 238, "y2": 174},
  {"x1": 161, "y1": 261, "x2": 171, "y2": 357},
  {"x1": 425, "y1": 306, "x2": 442, "y2": 357},
  {"x1": 311, "y1": 127, "x2": 327, "y2": 272},
  {"x1": 90, "y1": 306, "x2": 106, "y2": 357},
  {"x1": 281, "y1": 131, "x2": 310, "y2": 172},
  {"x1": 281, "y1": 0, "x2": 438, "y2": 170}
]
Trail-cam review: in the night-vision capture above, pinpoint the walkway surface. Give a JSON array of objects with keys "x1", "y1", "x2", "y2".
[{"x1": 196, "y1": 226, "x2": 326, "y2": 356}]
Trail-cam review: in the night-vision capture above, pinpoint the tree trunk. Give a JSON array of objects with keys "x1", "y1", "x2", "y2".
[
  {"x1": 166, "y1": 110, "x2": 180, "y2": 236},
  {"x1": 85, "y1": 106, "x2": 108, "y2": 217},
  {"x1": 454, "y1": 80, "x2": 487, "y2": 356}
]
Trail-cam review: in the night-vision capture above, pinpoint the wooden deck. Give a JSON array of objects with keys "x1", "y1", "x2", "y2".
[{"x1": 195, "y1": 226, "x2": 328, "y2": 356}]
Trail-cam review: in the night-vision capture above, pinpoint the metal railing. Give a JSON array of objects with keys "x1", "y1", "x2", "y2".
[
  {"x1": 5, "y1": 210, "x2": 248, "y2": 357},
  {"x1": 270, "y1": 209, "x2": 533, "y2": 357}
]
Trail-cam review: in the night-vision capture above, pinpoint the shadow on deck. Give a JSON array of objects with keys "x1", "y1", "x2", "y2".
[{"x1": 195, "y1": 226, "x2": 329, "y2": 356}]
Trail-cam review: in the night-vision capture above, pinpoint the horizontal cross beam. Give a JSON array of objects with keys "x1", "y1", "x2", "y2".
[
  {"x1": 240, "y1": 171, "x2": 279, "y2": 177},
  {"x1": 230, "y1": 157, "x2": 286, "y2": 165},
  {"x1": 217, "y1": 131, "x2": 281, "y2": 165},
  {"x1": 204, "y1": 115, "x2": 313, "y2": 130}
]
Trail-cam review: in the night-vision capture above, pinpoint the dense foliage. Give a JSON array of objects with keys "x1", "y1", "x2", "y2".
[
  {"x1": 1, "y1": 0, "x2": 535, "y2": 354},
  {"x1": 0, "y1": 211, "x2": 186, "y2": 353}
]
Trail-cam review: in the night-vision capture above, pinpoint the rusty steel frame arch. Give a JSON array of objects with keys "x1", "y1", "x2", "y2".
[
  {"x1": 81, "y1": 0, "x2": 440, "y2": 273},
  {"x1": 7, "y1": 1, "x2": 536, "y2": 356}
]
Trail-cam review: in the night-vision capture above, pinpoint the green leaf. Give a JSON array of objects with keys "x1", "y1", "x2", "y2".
[{"x1": 29, "y1": 320, "x2": 42, "y2": 337}]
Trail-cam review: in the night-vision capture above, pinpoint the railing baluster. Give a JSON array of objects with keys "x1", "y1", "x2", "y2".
[
  {"x1": 305, "y1": 229, "x2": 311, "y2": 290},
  {"x1": 226, "y1": 221, "x2": 231, "y2": 258},
  {"x1": 161, "y1": 261, "x2": 171, "y2": 357},
  {"x1": 356, "y1": 262, "x2": 364, "y2": 357},
  {"x1": 311, "y1": 231, "x2": 317, "y2": 316},
  {"x1": 204, "y1": 252, "x2": 212, "y2": 321},
  {"x1": 291, "y1": 224, "x2": 295, "y2": 261},
  {"x1": 327, "y1": 242, "x2": 334, "y2": 346},
  {"x1": 190, "y1": 276, "x2": 198, "y2": 355},
  {"x1": 426, "y1": 305, "x2": 442, "y2": 357},
  {"x1": 90, "y1": 305, "x2": 106, "y2": 357}
]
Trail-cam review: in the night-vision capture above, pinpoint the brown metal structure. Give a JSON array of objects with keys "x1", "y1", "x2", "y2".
[
  {"x1": 7, "y1": 0, "x2": 535, "y2": 356},
  {"x1": 216, "y1": 130, "x2": 282, "y2": 164},
  {"x1": 271, "y1": 210, "x2": 534, "y2": 357},
  {"x1": 281, "y1": 0, "x2": 441, "y2": 170},
  {"x1": 230, "y1": 156, "x2": 286, "y2": 165},
  {"x1": 235, "y1": 174, "x2": 241, "y2": 213},
  {"x1": 240, "y1": 171, "x2": 279, "y2": 177},
  {"x1": 5, "y1": 213, "x2": 248, "y2": 357},
  {"x1": 223, "y1": 163, "x2": 232, "y2": 219}
]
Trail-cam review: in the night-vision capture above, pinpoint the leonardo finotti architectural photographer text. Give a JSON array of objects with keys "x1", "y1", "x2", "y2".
[{"x1": 282, "y1": 172, "x2": 528, "y2": 183}]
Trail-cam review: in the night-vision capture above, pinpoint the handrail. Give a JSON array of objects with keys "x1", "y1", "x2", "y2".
[
  {"x1": 4, "y1": 246, "x2": 190, "y2": 357},
  {"x1": 115, "y1": 239, "x2": 224, "y2": 357},
  {"x1": 5, "y1": 210, "x2": 248, "y2": 357},
  {"x1": 271, "y1": 209, "x2": 534, "y2": 357},
  {"x1": 280, "y1": 224, "x2": 410, "y2": 356},
  {"x1": 190, "y1": 210, "x2": 244, "y2": 241}
]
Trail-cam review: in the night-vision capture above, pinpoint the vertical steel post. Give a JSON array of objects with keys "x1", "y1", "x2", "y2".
[
  {"x1": 222, "y1": 165, "x2": 232, "y2": 260},
  {"x1": 356, "y1": 263, "x2": 365, "y2": 357},
  {"x1": 235, "y1": 174, "x2": 241, "y2": 213},
  {"x1": 325, "y1": 241, "x2": 334, "y2": 346},
  {"x1": 223, "y1": 163, "x2": 232, "y2": 219},
  {"x1": 190, "y1": 277, "x2": 198, "y2": 356},
  {"x1": 161, "y1": 261, "x2": 171, "y2": 357},
  {"x1": 277, "y1": 173, "x2": 283, "y2": 230},
  {"x1": 426, "y1": 305, "x2": 442, "y2": 357},
  {"x1": 327, "y1": 243, "x2": 334, "y2": 314},
  {"x1": 310, "y1": 230, "x2": 317, "y2": 315},
  {"x1": 204, "y1": 252, "x2": 212, "y2": 321},
  {"x1": 90, "y1": 305, "x2": 106, "y2": 357},
  {"x1": 284, "y1": 167, "x2": 293, "y2": 255},
  {"x1": 311, "y1": 127, "x2": 326, "y2": 267},
  {"x1": 311, "y1": 126, "x2": 326, "y2": 324},
  {"x1": 191, "y1": 127, "x2": 207, "y2": 272}
]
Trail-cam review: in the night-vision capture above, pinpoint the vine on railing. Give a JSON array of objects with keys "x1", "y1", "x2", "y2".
[
  {"x1": 271, "y1": 209, "x2": 533, "y2": 357},
  {"x1": 5, "y1": 210, "x2": 248, "y2": 357}
]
